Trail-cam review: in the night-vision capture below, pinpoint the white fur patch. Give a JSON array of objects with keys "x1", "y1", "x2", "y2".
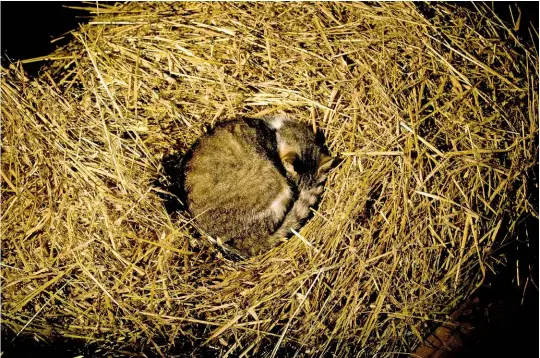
[
  {"x1": 300, "y1": 189, "x2": 318, "y2": 206},
  {"x1": 270, "y1": 185, "x2": 292, "y2": 219},
  {"x1": 295, "y1": 203, "x2": 310, "y2": 218},
  {"x1": 265, "y1": 114, "x2": 289, "y2": 130},
  {"x1": 313, "y1": 185, "x2": 324, "y2": 196},
  {"x1": 277, "y1": 138, "x2": 288, "y2": 155}
]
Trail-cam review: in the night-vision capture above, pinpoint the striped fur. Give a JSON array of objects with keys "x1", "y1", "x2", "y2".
[{"x1": 178, "y1": 115, "x2": 334, "y2": 258}]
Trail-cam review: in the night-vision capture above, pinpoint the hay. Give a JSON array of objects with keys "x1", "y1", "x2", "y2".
[{"x1": 1, "y1": 2, "x2": 538, "y2": 356}]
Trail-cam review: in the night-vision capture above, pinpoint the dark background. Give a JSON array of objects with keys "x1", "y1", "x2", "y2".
[
  {"x1": 1, "y1": 1, "x2": 539, "y2": 76},
  {"x1": 1, "y1": 2, "x2": 538, "y2": 357}
]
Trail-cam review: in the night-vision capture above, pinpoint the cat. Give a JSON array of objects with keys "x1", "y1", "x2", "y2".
[{"x1": 169, "y1": 115, "x2": 334, "y2": 258}]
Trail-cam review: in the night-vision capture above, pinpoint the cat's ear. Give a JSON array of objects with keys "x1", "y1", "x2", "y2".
[
  {"x1": 281, "y1": 151, "x2": 298, "y2": 176},
  {"x1": 318, "y1": 155, "x2": 335, "y2": 174}
]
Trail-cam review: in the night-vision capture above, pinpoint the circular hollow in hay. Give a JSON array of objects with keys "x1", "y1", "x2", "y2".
[{"x1": 1, "y1": 2, "x2": 538, "y2": 357}]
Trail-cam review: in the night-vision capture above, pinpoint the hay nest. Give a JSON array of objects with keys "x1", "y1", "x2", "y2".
[{"x1": 2, "y1": 2, "x2": 538, "y2": 356}]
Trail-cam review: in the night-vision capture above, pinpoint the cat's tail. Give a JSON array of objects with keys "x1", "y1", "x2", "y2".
[{"x1": 269, "y1": 184, "x2": 324, "y2": 242}]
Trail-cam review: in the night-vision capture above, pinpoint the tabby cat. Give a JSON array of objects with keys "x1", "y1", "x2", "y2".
[{"x1": 175, "y1": 115, "x2": 334, "y2": 258}]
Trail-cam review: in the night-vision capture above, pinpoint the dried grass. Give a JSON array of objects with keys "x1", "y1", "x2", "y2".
[{"x1": 1, "y1": 2, "x2": 538, "y2": 357}]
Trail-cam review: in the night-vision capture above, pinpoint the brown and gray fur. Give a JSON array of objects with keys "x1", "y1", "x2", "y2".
[{"x1": 179, "y1": 115, "x2": 334, "y2": 258}]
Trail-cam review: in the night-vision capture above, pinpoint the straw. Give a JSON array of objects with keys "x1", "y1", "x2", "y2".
[{"x1": 1, "y1": 2, "x2": 537, "y2": 356}]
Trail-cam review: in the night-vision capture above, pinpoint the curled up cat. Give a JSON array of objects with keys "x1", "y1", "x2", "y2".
[{"x1": 166, "y1": 115, "x2": 335, "y2": 258}]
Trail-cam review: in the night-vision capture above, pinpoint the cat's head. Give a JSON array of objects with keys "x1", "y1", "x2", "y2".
[{"x1": 266, "y1": 116, "x2": 336, "y2": 187}]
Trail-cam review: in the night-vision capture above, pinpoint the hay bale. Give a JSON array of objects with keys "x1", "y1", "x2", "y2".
[{"x1": 1, "y1": 2, "x2": 537, "y2": 356}]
